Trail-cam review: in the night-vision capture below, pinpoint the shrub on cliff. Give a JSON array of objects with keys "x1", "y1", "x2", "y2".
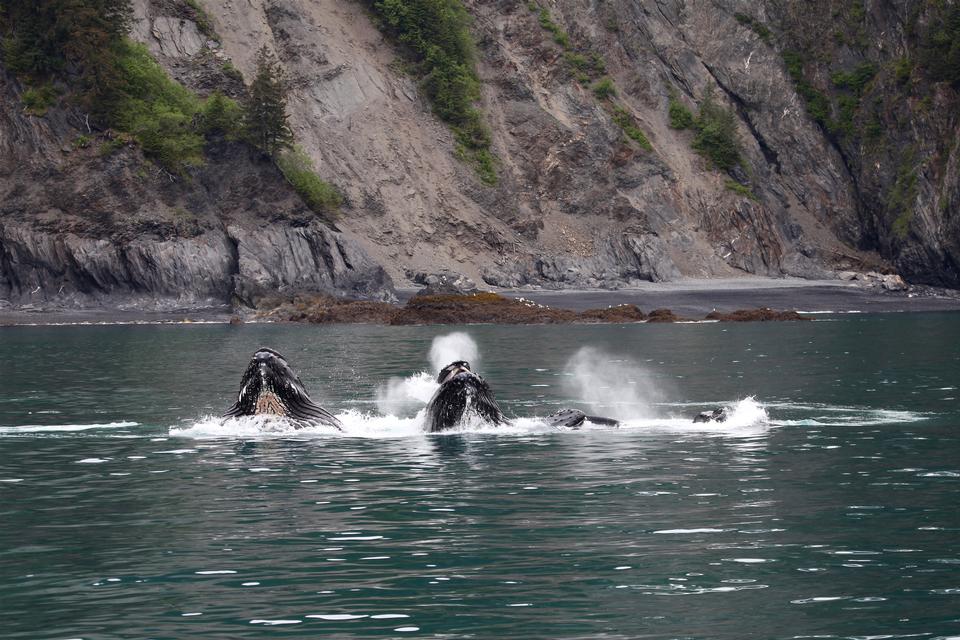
[
  {"x1": 692, "y1": 89, "x2": 742, "y2": 171},
  {"x1": 592, "y1": 77, "x2": 616, "y2": 100},
  {"x1": 200, "y1": 91, "x2": 243, "y2": 138},
  {"x1": 366, "y1": 0, "x2": 497, "y2": 183},
  {"x1": 277, "y1": 147, "x2": 344, "y2": 214},
  {"x1": 668, "y1": 95, "x2": 694, "y2": 129},
  {"x1": 21, "y1": 84, "x2": 60, "y2": 116},
  {"x1": 917, "y1": 3, "x2": 960, "y2": 87},
  {"x1": 112, "y1": 41, "x2": 205, "y2": 172}
]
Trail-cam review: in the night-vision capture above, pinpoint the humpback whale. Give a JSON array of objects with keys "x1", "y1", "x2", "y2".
[
  {"x1": 692, "y1": 407, "x2": 728, "y2": 423},
  {"x1": 425, "y1": 361, "x2": 620, "y2": 432},
  {"x1": 223, "y1": 348, "x2": 342, "y2": 430},
  {"x1": 425, "y1": 361, "x2": 508, "y2": 432}
]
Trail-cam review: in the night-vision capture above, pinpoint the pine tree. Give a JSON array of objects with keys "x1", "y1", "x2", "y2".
[
  {"x1": 1, "y1": 0, "x2": 133, "y2": 118},
  {"x1": 243, "y1": 47, "x2": 293, "y2": 155}
]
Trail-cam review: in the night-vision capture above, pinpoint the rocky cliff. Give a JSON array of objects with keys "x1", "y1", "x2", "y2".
[
  {"x1": 1, "y1": 0, "x2": 957, "y2": 310},
  {"x1": 0, "y1": 70, "x2": 393, "y2": 309}
]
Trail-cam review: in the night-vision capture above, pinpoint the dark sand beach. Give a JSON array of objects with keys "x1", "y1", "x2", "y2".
[{"x1": 409, "y1": 278, "x2": 960, "y2": 316}]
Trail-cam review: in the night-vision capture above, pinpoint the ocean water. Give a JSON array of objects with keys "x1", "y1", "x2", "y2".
[{"x1": 1, "y1": 314, "x2": 959, "y2": 639}]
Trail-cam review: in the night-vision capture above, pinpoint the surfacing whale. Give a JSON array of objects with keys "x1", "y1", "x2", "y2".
[
  {"x1": 692, "y1": 407, "x2": 727, "y2": 423},
  {"x1": 223, "y1": 348, "x2": 342, "y2": 430},
  {"x1": 425, "y1": 361, "x2": 620, "y2": 432},
  {"x1": 425, "y1": 361, "x2": 508, "y2": 432}
]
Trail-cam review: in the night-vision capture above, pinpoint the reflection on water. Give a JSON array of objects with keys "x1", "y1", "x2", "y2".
[{"x1": 1, "y1": 315, "x2": 959, "y2": 638}]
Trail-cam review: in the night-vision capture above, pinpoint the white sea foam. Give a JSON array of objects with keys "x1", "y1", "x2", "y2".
[
  {"x1": 170, "y1": 398, "x2": 772, "y2": 440},
  {"x1": 771, "y1": 406, "x2": 929, "y2": 427},
  {"x1": 0, "y1": 421, "x2": 138, "y2": 434}
]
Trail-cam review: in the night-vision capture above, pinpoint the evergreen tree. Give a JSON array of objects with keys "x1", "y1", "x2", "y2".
[
  {"x1": 1, "y1": 0, "x2": 132, "y2": 118},
  {"x1": 691, "y1": 88, "x2": 742, "y2": 171},
  {"x1": 243, "y1": 47, "x2": 293, "y2": 155}
]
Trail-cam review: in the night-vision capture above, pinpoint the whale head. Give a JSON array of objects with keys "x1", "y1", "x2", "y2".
[
  {"x1": 224, "y1": 348, "x2": 342, "y2": 429},
  {"x1": 426, "y1": 360, "x2": 506, "y2": 432},
  {"x1": 437, "y1": 360, "x2": 473, "y2": 384}
]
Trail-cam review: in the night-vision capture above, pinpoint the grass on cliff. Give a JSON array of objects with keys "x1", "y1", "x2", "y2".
[
  {"x1": 368, "y1": 0, "x2": 498, "y2": 184},
  {"x1": 610, "y1": 104, "x2": 652, "y2": 151},
  {"x1": 111, "y1": 41, "x2": 207, "y2": 171},
  {"x1": 277, "y1": 147, "x2": 344, "y2": 214},
  {"x1": 537, "y1": 7, "x2": 570, "y2": 48}
]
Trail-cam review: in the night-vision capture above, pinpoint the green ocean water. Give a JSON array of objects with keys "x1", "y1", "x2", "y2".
[{"x1": 1, "y1": 314, "x2": 959, "y2": 639}]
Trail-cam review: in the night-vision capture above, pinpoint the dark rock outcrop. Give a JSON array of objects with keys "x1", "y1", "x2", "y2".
[
  {"x1": 578, "y1": 304, "x2": 647, "y2": 323},
  {"x1": 258, "y1": 292, "x2": 818, "y2": 326},
  {"x1": 646, "y1": 308, "x2": 685, "y2": 323},
  {"x1": 705, "y1": 308, "x2": 810, "y2": 322},
  {"x1": 391, "y1": 292, "x2": 579, "y2": 325}
]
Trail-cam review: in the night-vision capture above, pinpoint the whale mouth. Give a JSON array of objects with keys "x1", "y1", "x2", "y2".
[
  {"x1": 223, "y1": 348, "x2": 342, "y2": 430},
  {"x1": 438, "y1": 360, "x2": 473, "y2": 385},
  {"x1": 254, "y1": 390, "x2": 287, "y2": 416},
  {"x1": 427, "y1": 361, "x2": 507, "y2": 432}
]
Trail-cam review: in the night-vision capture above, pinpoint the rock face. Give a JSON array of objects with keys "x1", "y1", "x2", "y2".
[
  {"x1": 0, "y1": 222, "x2": 394, "y2": 309},
  {"x1": 1, "y1": 0, "x2": 957, "y2": 311},
  {"x1": 174, "y1": 0, "x2": 953, "y2": 289},
  {"x1": 0, "y1": 70, "x2": 394, "y2": 310},
  {"x1": 767, "y1": 1, "x2": 960, "y2": 287}
]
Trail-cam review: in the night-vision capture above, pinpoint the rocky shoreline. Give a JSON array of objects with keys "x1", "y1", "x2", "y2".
[
  {"x1": 253, "y1": 289, "x2": 810, "y2": 325},
  {"x1": 3, "y1": 274, "x2": 960, "y2": 327}
]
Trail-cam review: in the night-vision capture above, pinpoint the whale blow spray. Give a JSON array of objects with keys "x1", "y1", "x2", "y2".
[
  {"x1": 375, "y1": 332, "x2": 480, "y2": 416},
  {"x1": 374, "y1": 372, "x2": 437, "y2": 417},
  {"x1": 562, "y1": 347, "x2": 670, "y2": 420},
  {"x1": 429, "y1": 332, "x2": 479, "y2": 374}
]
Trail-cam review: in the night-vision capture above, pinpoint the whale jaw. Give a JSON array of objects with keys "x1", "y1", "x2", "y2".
[{"x1": 224, "y1": 348, "x2": 342, "y2": 430}]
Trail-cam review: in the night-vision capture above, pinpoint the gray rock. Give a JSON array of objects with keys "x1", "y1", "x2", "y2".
[
  {"x1": 0, "y1": 221, "x2": 395, "y2": 310},
  {"x1": 882, "y1": 274, "x2": 908, "y2": 291},
  {"x1": 150, "y1": 16, "x2": 205, "y2": 58},
  {"x1": 0, "y1": 223, "x2": 235, "y2": 310},
  {"x1": 480, "y1": 231, "x2": 679, "y2": 289},
  {"x1": 408, "y1": 270, "x2": 479, "y2": 296}
]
